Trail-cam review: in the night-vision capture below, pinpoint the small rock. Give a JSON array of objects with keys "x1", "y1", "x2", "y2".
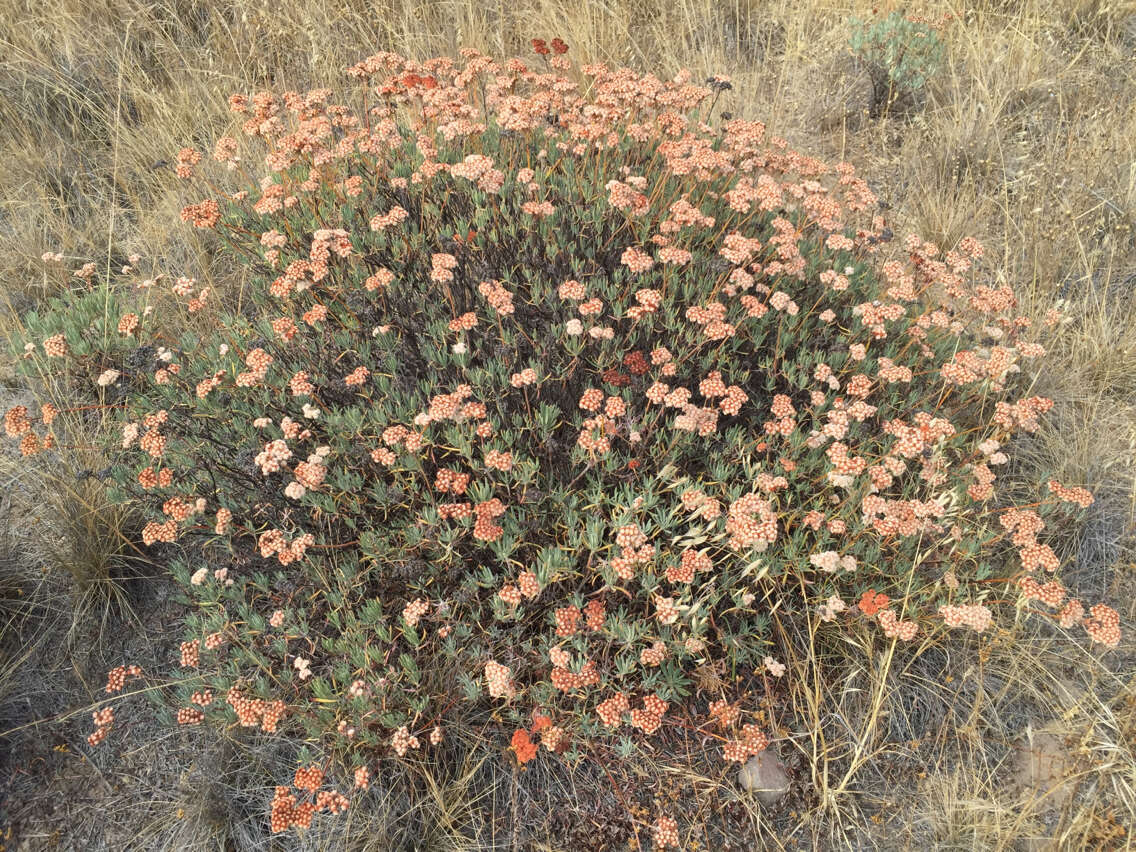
[{"x1": 737, "y1": 751, "x2": 790, "y2": 805}]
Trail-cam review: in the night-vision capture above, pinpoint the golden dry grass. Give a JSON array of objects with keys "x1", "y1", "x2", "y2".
[{"x1": 1, "y1": 0, "x2": 1133, "y2": 847}]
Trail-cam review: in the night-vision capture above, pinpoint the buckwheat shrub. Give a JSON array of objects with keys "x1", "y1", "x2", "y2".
[{"x1": 9, "y1": 42, "x2": 1119, "y2": 829}]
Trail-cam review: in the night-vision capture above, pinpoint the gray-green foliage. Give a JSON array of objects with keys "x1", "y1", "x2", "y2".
[{"x1": 849, "y1": 11, "x2": 945, "y2": 94}]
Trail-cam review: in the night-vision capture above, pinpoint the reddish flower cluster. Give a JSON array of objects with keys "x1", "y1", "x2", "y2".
[
  {"x1": 257, "y1": 529, "x2": 315, "y2": 565},
  {"x1": 511, "y1": 728, "x2": 538, "y2": 764},
  {"x1": 708, "y1": 699, "x2": 740, "y2": 729},
  {"x1": 595, "y1": 692, "x2": 630, "y2": 727},
  {"x1": 722, "y1": 724, "x2": 769, "y2": 763},
  {"x1": 640, "y1": 641, "x2": 667, "y2": 667},
  {"x1": 1083, "y1": 604, "x2": 1121, "y2": 647},
  {"x1": 227, "y1": 688, "x2": 286, "y2": 732},
  {"x1": 177, "y1": 707, "x2": 205, "y2": 725},
  {"x1": 473, "y1": 498, "x2": 506, "y2": 541},
  {"x1": 653, "y1": 815, "x2": 680, "y2": 848},
  {"x1": 86, "y1": 707, "x2": 115, "y2": 746},
  {"x1": 629, "y1": 694, "x2": 668, "y2": 734},
  {"x1": 104, "y1": 664, "x2": 142, "y2": 693},
  {"x1": 294, "y1": 765, "x2": 323, "y2": 791},
  {"x1": 583, "y1": 598, "x2": 606, "y2": 631},
  {"x1": 180, "y1": 639, "x2": 200, "y2": 668},
  {"x1": 550, "y1": 656, "x2": 601, "y2": 692},
  {"x1": 269, "y1": 777, "x2": 349, "y2": 833},
  {"x1": 1018, "y1": 576, "x2": 1066, "y2": 607},
  {"x1": 531, "y1": 37, "x2": 568, "y2": 56},
  {"x1": 858, "y1": 589, "x2": 890, "y2": 617},
  {"x1": 1047, "y1": 479, "x2": 1094, "y2": 508},
  {"x1": 554, "y1": 605, "x2": 581, "y2": 637}
]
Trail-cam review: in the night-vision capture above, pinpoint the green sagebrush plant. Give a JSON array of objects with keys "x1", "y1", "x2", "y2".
[
  {"x1": 850, "y1": 10, "x2": 947, "y2": 111},
  {"x1": 6, "y1": 40, "x2": 1120, "y2": 836}
]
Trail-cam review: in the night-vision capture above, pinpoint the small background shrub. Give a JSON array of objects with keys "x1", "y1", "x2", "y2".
[{"x1": 849, "y1": 10, "x2": 947, "y2": 116}]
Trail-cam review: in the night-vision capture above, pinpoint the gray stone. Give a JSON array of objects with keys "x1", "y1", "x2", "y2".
[{"x1": 737, "y1": 751, "x2": 790, "y2": 805}]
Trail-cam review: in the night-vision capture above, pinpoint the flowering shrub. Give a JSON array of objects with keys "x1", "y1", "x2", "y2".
[{"x1": 8, "y1": 42, "x2": 1120, "y2": 831}]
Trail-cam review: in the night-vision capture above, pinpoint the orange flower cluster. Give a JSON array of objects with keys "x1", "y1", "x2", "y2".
[
  {"x1": 653, "y1": 816, "x2": 680, "y2": 849},
  {"x1": 877, "y1": 608, "x2": 919, "y2": 641},
  {"x1": 595, "y1": 692, "x2": 629, "y2": 727},
  {"x1": 550, "y1": 656, "x2": 600, "y2": 692},
  {"x1": 353, "y1": 766, "x2": 370, "y2": 789},
  {"x1": 104, "y1": 664, "x2": 142, "y2": 694},
  {"x1": 177, "y1": 707, "x2": 205, "y2": 725},
  {"x1": 344, "y1": 365, "x2": 370, "y2": 386},
  {"x1": 629, "y1": 694, "x2": 668, "y2": 734},
  {"x1": 666, "y1": 548, "x2": 710, "y2": 584},
  {"x1": 294, "y1": 765, "x2": 323, "y2": 791},
  {"x1": 3, "y1": 405, "x2": 31, "y2": 437},
  {"x1": 1083, "y1": 604, "x2": 1121, "y2": 647},
  {"x1": 180, "y1": 639, "x2": 200, "y2": 667},
  {"x1": 88, "y1": 707, "x2": 115, "y2": 746},
  {"x1": 236, "y1": 347, "x2": 273, "y2": 387},
  {"x1": 1047, "y1": 479, "x2": 1094, "y2": 508},
  {"x1": 478, "y1": 279, "x2": 514, "y2": 315},
  {"x1": 858, "y1": 589, "x2": 890, "y2": 617},
  {"x1": 554, "y1": 605, "x2": 581, "y2": 637},
  {"x1": 473, "y1": 498, "x2": 506, "y2": 542},
  {"x1": 257, "y1": 529, "x2": 315, "y2": 565},
  {"x1": 42, "y1": 334, "x2": 68, "y2": 357},
  {"x1": 179, "y1": 199, "x2": 221, "y2": 228},
  {"x1": 1018, "y1": 576, "x2": 1066, "y2": 607},
  {"x1": 639, "y1": 641, "x2": 667, "y2": 667},
  {"x1": 610, "y1": 524, "x2": 655, "y2": 581},
  {"x1": 708, "y1": 699, "x2": 740, "y2": 729},
  {"x1": 369, "y1": 205, "x2": 408, "y2": 231},
  {"x1": 722, "y1": 724, "x2": 769, "y2": 763},
  {"x1": 227, "y1": 688, "x2": 286, "y2": 732},
  {"x1": 583, "y1": 598, "x2": 606, "y2": 631},
  {"x1": 511, "y1": 728, "x2": 538, "y2": 764},
  {"x1": 269, "y1": 776, "x2": 349, "y2": 833},
  {"x1": 434, "y1": 467, "x2": 470, "y2": 494},
  {"x1": 1013, "y1": 574, "x2": 1117, "y2": 645},
  {"x1": 653, "y1": 595, "x2": 680, "y2": 625}
]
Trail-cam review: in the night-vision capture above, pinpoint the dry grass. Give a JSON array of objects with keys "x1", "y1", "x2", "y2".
[{"x1": 1, "y1": 0, "x2": 1134, "y2": 848}]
